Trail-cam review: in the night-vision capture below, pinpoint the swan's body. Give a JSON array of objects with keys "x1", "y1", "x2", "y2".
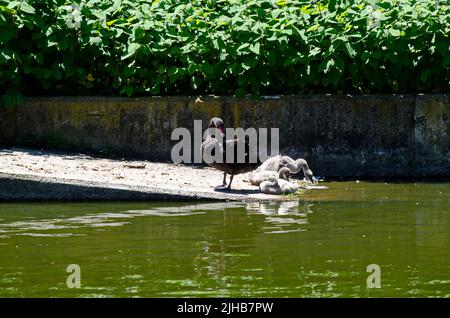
[
  {"x1": 248, "y1": 155, "x2": 314, "y2": 186},
  {"x1": 259, "y1": 177, "x2": 299, "y2": 194},
  {"x1": 258, "y1": 167, "x2": 298, "y2": 194},
  {"x1": 201, "y1": 117, "x2": 260, "y2": 190},
  {"x1": 266, "y1": 155, "x2": 314, "y2": 182},
  {"x1": 249, "y1": 167, "x2": 290, "y2": 186},
  {"x1": 255, "y1": 155, "x2": 284, "y2": 172},
  {"x1": 248, "y1": 170, "x2": 279, "y2": 186}
]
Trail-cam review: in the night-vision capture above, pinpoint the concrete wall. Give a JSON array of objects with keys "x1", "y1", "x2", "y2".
[{"x1": 0, "y1": 95, "x2": 448, "y2": 177}]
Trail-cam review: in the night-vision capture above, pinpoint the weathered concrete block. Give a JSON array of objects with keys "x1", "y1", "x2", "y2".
[
  {"x1": 223, "y1": 95, "x2": 416, "y2": 177},
  {"x1": 0, "y1": 106, "x2": 15, "y2": 145},
  {"x1": 414, "y1": 94, "x2": 450, "y2": 176}
]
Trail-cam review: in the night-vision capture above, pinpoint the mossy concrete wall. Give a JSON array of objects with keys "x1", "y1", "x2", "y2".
[{"x1": 0, "y1": 95, "x2": 448, "y2": 177}]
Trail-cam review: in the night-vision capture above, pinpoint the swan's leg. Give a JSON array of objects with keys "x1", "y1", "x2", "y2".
[
  {"x1": 214, "y1": 172, "x2": 228, "y2": 190},
  {"x1": 226, "y1": 175, "x2": 234, "y2": 189}
]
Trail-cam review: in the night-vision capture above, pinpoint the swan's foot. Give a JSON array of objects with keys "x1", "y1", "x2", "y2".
[
  {"x1": 214, "y1": 184, "x2": 229, "y2": 191},
  {"x1": 213, "y1": 173, "x2": 234, "y2": 191},
  {"x1": 214, "y1": 172, "x2": 229, "y2": 191}
]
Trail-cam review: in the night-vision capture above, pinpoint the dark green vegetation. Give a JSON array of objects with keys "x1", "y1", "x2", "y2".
[
  {"x1": 1, "y1": 0, "x2": 449, "y2": 106},
  {"x1": 0, "y1": 182, "x2": 449, "y2": 297}
]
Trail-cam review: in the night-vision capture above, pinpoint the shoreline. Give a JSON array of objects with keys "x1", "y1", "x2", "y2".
[{"x1": 0, "y1": 148, "x2": 295, "y2": 202}]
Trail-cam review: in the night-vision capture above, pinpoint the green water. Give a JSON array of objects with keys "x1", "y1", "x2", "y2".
[{"x1": 0, "y1": 182, "x2": 449, "y2": 298}]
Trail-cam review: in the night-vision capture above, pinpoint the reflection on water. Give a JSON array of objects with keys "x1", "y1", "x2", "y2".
[
  {"x1": 0, "y1": 182, "x2": 449, "y2": 297},
  {"x1": 0, "y1": 205, "x2": 212, "y2": 238},
  {"x1": 246, "y1": 201, "x2": 312, "y2": 234},
  {"x1": 0, "y1": 201, "x2": 311, "y2": 238}
]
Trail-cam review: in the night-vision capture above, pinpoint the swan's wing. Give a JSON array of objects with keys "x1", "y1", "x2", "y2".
[
  {"x1": 223, "y1": 138, "x2": 249, "y2": 158},
  {"x1": 201, "y1": 137, "x2": 225, "y2": 164},
  {"x1": 257, "y1": 155, "x2": 282, "y2": 172}
]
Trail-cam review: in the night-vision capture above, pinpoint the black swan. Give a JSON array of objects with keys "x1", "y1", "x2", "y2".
[{"x1": 201, "y1": 117, "x2": 260, "y2": 190}]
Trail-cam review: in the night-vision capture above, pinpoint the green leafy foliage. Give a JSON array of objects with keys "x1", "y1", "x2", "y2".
[{"x1": 0, "y1": 0, "x2": 449, "y2": 106}]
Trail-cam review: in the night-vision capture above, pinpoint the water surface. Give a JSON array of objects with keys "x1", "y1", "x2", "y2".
[{"x1": 0, "y1": 182, "x2": 449, "y2": 297}]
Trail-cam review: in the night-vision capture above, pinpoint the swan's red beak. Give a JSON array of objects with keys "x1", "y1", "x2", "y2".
[{"x1": 220, "y1": 127, "x2": 225, "y2": 137}]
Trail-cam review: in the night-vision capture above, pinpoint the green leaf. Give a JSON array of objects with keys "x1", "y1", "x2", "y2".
[
  {"x1": 44, "y1": 69, "x2": 52, "y2": 79},
  {"x1": 201, "y1": 63, "x2": 214, "y2": 75},
  {"x1": 345, "y1": 42, "x2": 356, "y2": 57},
  {"x1": 237, "y1": 43, "x2": 250, "y2": 54},
  {"x1": 168, "y1": 67, "x2": 178, "y2": 77},
  {"x1": 234, "y1": 88, "x2": 246, "y2": 97},
  {"x1": 372, "y1": 11, "x2": 387, "y2": 21},
  {"x1": 120, "y1": 86, "x2": 134, "y2": 97},
  {"x1": 249, "y1": 43, "x2": 260, "y2": 55},
  {"x1": 0, "y1": 5, "x2": 16, "y2": 14},
  {"x1": 121, "y1": 43, "x2": 141, "y2": 60},
  {"x1": 325, "y1": 58, "x2": 335, "y2": 73},
  {"x1": 389, "y1": 29, "x2": 401, "y2": 37},
  {"x1": 242, "y1": 61, "x2": 252, "y2": 71},
  {"x1": 0, "y1": 28, "x2": 15, "y2": 43},
  {"x1": 128, "y1": 43, "x2": 140, "y2": 54},
  {"x1": 420, "y1": 69, "x2": 430, "y2": 82},
  {"x1": 307, "y1": 24, "x2": 320, "y2": 32},
  {"x1": 150, "y1": 84, "x2": 160, "y2": 94},
  {"x1": 188, "y1": 63, "x2": 198, "y2": 74},
  {"x1": 191, "y1": 76, "x2": 202, "y2": 90},
  {"x1": 107, "y1": 19, "x2": 119, "y2": 26},
  {"x1": 7, "y1": 1, "x2": 21, "y2": 10},
  {"x1": 1, "y1": 88, "x2": 23, "y2": 107},
  {"x1": 20, "y1": 2, "x2": 35, "y2": 14}
]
